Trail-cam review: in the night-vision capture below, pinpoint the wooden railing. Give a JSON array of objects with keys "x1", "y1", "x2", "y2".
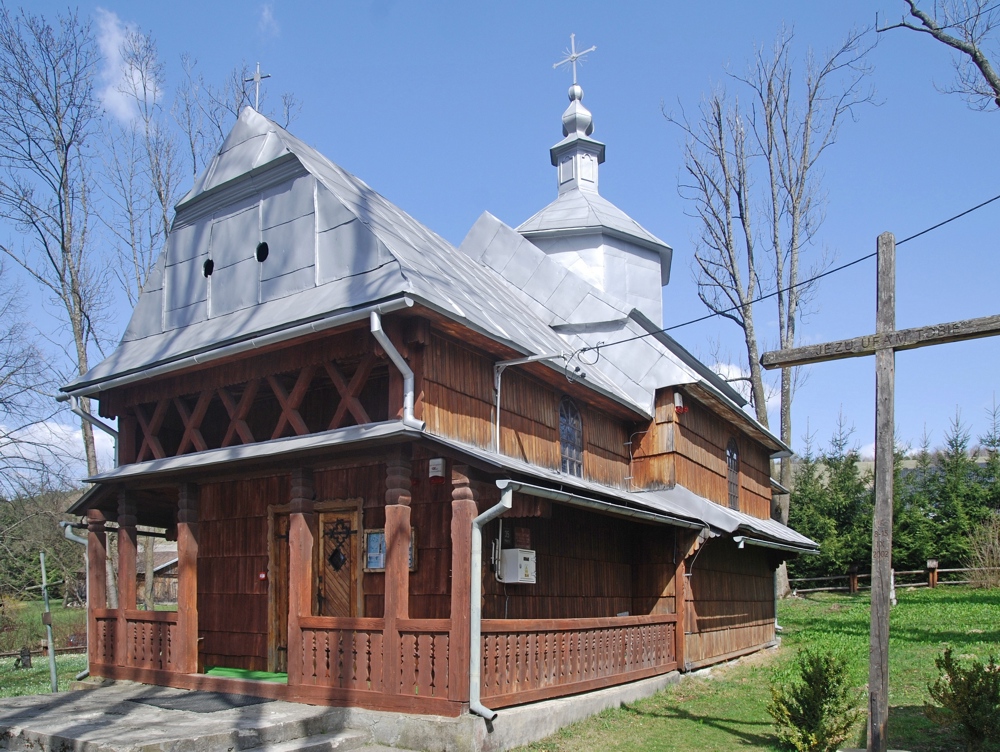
[
  {"x1": 298, "y1": 616, "x2": 385, "y2": 691},
  {"x1": 123, "y1": 610, "x2": 176, "y2": 671},
  {"x1": 396, "y1": 618, "x2": 450, "y2": 699},
  {"x1": 93, "y1": 609, "x2": 117, "y2": 666},
  {"x1": 480, "y1": 614, "x2": 678, "y2": 708}
]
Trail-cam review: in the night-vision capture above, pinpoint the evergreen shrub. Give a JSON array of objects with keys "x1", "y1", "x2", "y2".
[
  {"x1": 768, "y1": 649, "x2": 863, "y2": 752},
  {"x1": 925, "y1": 647, "x2": 1000, "y2": 751}
]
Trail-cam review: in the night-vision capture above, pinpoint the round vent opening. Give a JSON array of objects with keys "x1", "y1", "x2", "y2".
[
  {"x1": 203, "y1": 258, "x2": 214, "y2": 277},
  {"x1": 255, "y1": 242, "x2": 269, "y2": 262}
]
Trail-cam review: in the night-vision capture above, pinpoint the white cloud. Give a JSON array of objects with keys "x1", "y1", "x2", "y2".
[
  {"x1": 94, "y1": 8, "x2": 141, "y2": 123},
  {"x1": 258, "y1": 3, "x2": 280, "y2": 37},
  {"x1": 710, "y1": 361, "x2": 780, "y2": 418},
  {"x1": 1, "y1": 418, "x2": 116, "y2": 491}
]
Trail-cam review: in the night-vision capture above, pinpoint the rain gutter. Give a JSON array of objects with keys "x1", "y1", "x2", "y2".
[
  {"x1": 370, "y1": 310, "x2": 424, "y2": 430},
  {"x1": 733, "y1": 535, "x2": 819, "y2": 555},
  {"x1": 57, "y1": 297, "x2": 415, "y2": 399},
  {"x1": 502, "y1": 479, "x2": 705, "y2": 530},
  {"x1": 469, "y1": 481, "x2": 513, "y2": 722},
  {"x1": 68, "y1": 395, "x2": 119, "y2": 465}
]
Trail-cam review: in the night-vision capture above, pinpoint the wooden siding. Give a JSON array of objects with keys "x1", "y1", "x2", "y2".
[
  {"x1": 198, "y1": 475, "x2": 287, "y2": 671},
  {"x1": 313, "y1": 456, "x2": 454, "y2": 621},
  {"x1": 482, "y1": 505, "x2": 678, "y2": 620},
  {"x1": 423, "y1": 331, "x2": 630, "y2": 486},
  {"x1": 672, "y1": 393, "x2": 772, "y2": 519},
  {"x1": 683, "y1": 539, "x2": 775, "y2": 667}
]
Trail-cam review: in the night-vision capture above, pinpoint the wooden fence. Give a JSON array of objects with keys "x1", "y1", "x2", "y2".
[{"x1": 789, "y1": 565, "x2": 999, "y2": 594}]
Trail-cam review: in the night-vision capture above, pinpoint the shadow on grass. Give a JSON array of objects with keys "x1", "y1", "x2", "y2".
[
  {"x1": 619, "y1": 701, "x2": 776, "y2": 748},
  {"x1": 885, "y1": 703, "x2": 1000, "y2": 752}
]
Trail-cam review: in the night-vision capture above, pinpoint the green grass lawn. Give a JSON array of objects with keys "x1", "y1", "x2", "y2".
[
  {"x1": 0, "y1": 653, "x2": 88, "y2": 697},
  {"x1": 514, "y1": 587, "x2": 1000, "y2": 752},
  {"x1": 1, "y1": 599, "x2": 87, "y2": 654}
]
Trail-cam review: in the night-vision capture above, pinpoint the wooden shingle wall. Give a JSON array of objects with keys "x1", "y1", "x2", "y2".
[
  {"x1": 683, "y1": 539, "x2": 776, "y2": 667},
  {"x1": 198, "y1": 475, "x2": 287, "y2": 671},
  {"x1": 481, "y1": 505, "x2": 678, "y2": 620}
]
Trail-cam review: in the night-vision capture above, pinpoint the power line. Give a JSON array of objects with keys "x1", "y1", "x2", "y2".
[{"x1": 577, "y1": 189, "x2": 1000, "y2": 356}]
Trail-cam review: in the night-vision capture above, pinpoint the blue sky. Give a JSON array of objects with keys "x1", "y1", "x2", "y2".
[{"x1": 17, "y1": 1, "x2": 1000, "y2": 472}]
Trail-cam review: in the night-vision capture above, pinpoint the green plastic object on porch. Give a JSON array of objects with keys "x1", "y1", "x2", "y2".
[{"x1": 204, "y1": 666, "x2": 288, "y2": 683}]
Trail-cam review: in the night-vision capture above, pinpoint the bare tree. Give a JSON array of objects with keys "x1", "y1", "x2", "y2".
[
  {"x1": 0, "y1": 268, "x2": 68, "y2": 496},
  {"x1": 102, "y1": 28, "x2": 181, "y2": 304},
  {"x1": 0, "y1": 5, "x2": 107, "y2": 477},
  {"x1": 669, "y1": 28, "x2": 873, "y2": 592},
  {"x1": 881, "y1": 0, "x2": 1000, "y2": 110},
  {"x1": 175, "y1": 57, "x2": 301, "y2": 181}
]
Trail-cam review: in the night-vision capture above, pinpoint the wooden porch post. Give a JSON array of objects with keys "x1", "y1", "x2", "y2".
[
  {"x1": 86, "y1": 509, "x2": 107, "y2": 669},
  {"x1": 287, "y1": 468, "x2": 315, "y2": 687},
  {"x1": 383, "y1": 448, "x2": 412, "y2": 695},
  {"x1": 116, "y1": 496, "x2": 138, "y2": 665},
  {"x1": 175, "y1": 483, "x2": 199, "y2": 674},
  {"x1": 449, "y1": 465, "x2": 477, "y2": 703}
]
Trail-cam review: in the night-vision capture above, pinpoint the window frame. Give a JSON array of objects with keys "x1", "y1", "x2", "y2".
[
  {"x1": 558, "y1": 396, "x2": 583, "y2": 478},
  {"x1": 726, "y1": 437, "x2": 740, "y2": 510}
]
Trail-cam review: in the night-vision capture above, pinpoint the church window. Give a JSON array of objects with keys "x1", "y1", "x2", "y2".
[
  {"x1": 559, "y1": 397, "x2": 583, "y2": 477},
  {"x1": 726, "y1": 438, "x2": 740, "y2": 510}
]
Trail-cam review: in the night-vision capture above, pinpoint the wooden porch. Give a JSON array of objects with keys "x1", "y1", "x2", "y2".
[{"x1": 84, "y1": 460, "x2": 685, "y2": 716}]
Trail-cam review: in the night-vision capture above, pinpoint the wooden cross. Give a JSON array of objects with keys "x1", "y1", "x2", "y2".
[{"x1": 762, "y1": 231, "x2": 1000, "y2": 752}]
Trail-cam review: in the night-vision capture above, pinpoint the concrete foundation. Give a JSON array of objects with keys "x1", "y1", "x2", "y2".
[{"x1": 0, "y1": 672, "x2": 681, "y2": 752}]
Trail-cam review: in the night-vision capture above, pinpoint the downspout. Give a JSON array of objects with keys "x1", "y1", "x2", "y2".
[
  {"x1": 59, "y1": 521, "x2": 90, "y2": 680},
  {"x1": 469, "y1": 480, "x2": 513, "y2": 721},
  {"x1": 370, "y1": 311, "x2": 424, "y2": 430},
  {"x1": 68, "y1": 395, "x2": 119, "y2": 466}
]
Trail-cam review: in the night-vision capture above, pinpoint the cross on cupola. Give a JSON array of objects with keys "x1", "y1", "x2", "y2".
[
  {"x1": 550, "y1": 34, "x2": 604, "y2": 194},
  {"x1": 553, "y1": 33, "x2": 596, "y2": 85},
  {"x1": 245, "y1": 62, "x2": 271, "y2": 110}
]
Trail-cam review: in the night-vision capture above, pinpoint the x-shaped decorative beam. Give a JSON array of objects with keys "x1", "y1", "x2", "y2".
[
  {"x1": 325, "y1": 353, "x2": 374, "y2": 429},
  {"x1": 135, "y1": 399, "x2": 169, "y2": 462},
  {"x1": 267, "y1": 365, "x2": 316, "y2": 439},
  {"x1": 174, "y1": 391, "x2": 213, "y2": 455},
  {"x1": 218, "y1": 381, "x2": 259, "y2": 447}
]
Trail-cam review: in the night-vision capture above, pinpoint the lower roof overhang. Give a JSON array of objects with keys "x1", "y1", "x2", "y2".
[{"x1": 69, "y1": 421, "x2": 818, "y2": 555}]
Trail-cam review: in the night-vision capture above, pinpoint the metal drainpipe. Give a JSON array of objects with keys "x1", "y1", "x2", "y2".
[
  {"x1": 469, "y1": 481, "x2": 513, "y2": 721},
  {"x1": 70, "y1": 395, "x2": 119, "y2": 466},
  {"x1": 59, "y1": 521, "x2": 90, "y2": 680},
  {"x1": 370, "y1": 311, "x2": 424, "y2": 430}
]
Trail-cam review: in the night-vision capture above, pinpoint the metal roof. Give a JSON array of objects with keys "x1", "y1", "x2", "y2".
[
  {"x1": 77, "y1": 422, "x2": 816, "y2": 553},
  {"x1": 63, "y1": 109, "x2": 639, "y2": 412}
]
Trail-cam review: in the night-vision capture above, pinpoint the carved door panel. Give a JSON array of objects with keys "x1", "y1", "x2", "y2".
[
  {"x1": 316, "y1": 510, "x2": 359, "y2": 617},
  {"x1": 268, "y1": 511, "x2": 289, "y2": 673}
]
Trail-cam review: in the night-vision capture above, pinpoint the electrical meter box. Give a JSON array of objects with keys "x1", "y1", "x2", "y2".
[{"x1": 499, "y1": 548, "x2": 536, "y2": 584}]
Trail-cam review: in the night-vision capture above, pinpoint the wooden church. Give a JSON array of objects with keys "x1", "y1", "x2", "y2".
[{"x1": 63, "y1": 77, "x2": 816, "y2": 723}]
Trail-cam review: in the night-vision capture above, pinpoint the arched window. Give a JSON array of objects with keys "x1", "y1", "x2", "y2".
[
  {"x1": 559, "y1": 397, "x2": 583, "y2": 477},
  {"x1": 726, "y1": 438, "x2": 740, "y2": 510}
]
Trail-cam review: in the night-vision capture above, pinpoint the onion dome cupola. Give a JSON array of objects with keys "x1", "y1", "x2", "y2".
[{"x1": 517, "y1": 37, "x2": 673, "y2": 327}]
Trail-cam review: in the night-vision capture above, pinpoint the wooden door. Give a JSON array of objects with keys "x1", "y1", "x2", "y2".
[
  {"x1": 268, "y1": 511, "x2": 289, "y2": 673},
  {"x1": 316, "y1": 510, "x2": 359, "y2": 617}
]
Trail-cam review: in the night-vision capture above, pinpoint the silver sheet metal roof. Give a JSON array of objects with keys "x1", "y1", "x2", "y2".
[
  {"x1": 518, "y1": 186, "x2": 672, "y2": 260},
  {"x1": 64, "y1": 109, "x2": 636, "y2": 410},
  {"x1": 66, "y1": 106, "x2": 785, "y2": 450}
]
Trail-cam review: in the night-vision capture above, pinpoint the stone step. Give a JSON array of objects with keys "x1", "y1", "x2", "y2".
[{"x1": 255, "y1": 728, "x2": 370, "y2": 752}]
